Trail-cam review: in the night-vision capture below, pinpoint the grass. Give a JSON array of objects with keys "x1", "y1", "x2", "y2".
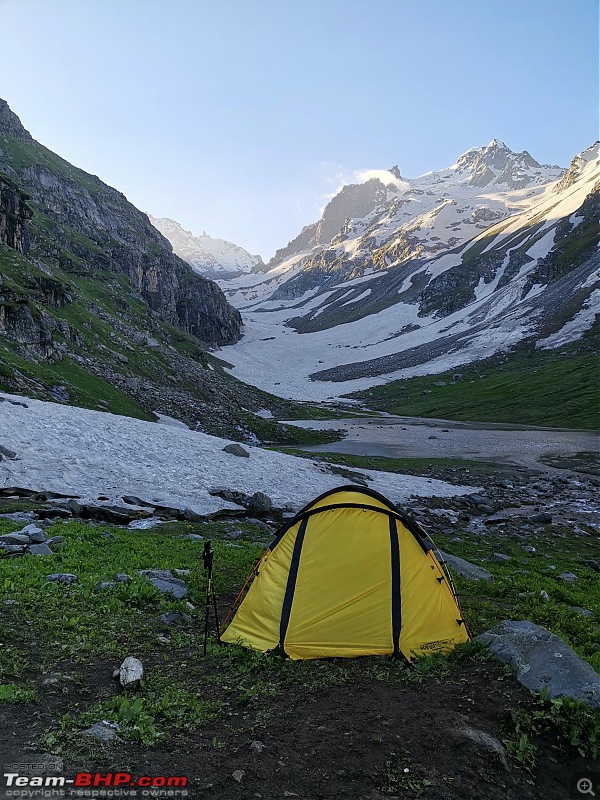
[
  {"x1": 0, "y1": 503, "x2": 598, "y2": 769},
  {"x1": 272, "y1": 448, "x2": 512, "y2": 477},
  {"x1": 351, "y1": 335, "x2": 600, "y2": 429}
]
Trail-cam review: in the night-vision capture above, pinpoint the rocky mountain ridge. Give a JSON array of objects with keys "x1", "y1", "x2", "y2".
[{"x1": 216, "y1": 141, "x2": 599, "y2": 401}]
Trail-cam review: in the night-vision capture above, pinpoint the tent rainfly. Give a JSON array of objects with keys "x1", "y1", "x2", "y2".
[{"x1": 221, "y1": 486, "x2": 470, "y2": 660}]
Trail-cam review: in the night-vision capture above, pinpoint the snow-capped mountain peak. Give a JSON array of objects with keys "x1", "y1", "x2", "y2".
[{"x1": 147, "y1": 214, "x2": 264, "y2": 277}]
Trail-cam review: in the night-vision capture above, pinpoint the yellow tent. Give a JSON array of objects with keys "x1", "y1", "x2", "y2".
[{"x1": 221, "y1": 486, "x2": 470, "y2": 661}]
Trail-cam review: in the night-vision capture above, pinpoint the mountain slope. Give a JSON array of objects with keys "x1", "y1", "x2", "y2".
[
  {"x1": 147, "y1": 214, "x2": 264, "y2": 277},
  {"x1": 217, "y1": 142, "x2": 599, "y2": 404},
  {"x1": 0, "y1": 98, "x2": 316, "y2": 440}
]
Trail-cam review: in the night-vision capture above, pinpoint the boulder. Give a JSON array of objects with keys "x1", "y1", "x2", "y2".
[
  {"x1": 223, "y1": 443, "x2": 250, "y2": 458},
  {"x1": 479, "y1": 620, "x2": 600, "y2": 707},
  {"x1": 438, "y1": 551, "x2": 493, "y2": 583},
  {"x1": 246, "y1": 492, "x2": 272, "y2": 516}
]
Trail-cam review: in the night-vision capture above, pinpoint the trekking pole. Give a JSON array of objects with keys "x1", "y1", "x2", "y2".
[{"x1": 202, "y1": 540, "x2": 220, "y2": 656}]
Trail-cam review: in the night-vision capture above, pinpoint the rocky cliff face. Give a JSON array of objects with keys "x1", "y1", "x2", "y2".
[
  {"x1": 0, "y1": 99, "x2": 279, "y2": 437},
  {"x1": 0, "y1": 99, "x2": 241, "y2": 347},
  {"x1": 0, "y1": 174, "x2": 31, "y2": 253}
]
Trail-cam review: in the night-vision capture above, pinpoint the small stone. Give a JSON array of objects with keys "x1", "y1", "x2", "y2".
[
  {"x1": 119, "y1": 656, "x2": 144, "y2": 688},
  {"x1": 539, "y1": 590, "x2": 550, "y2": 602},
  {"x1": 223, "y1": 443, "x2": 250, "y2": 458},
  {"x1": 522, "y1": 546, "x2": 536, "y2": 553},
  {"x1": 557, "y1": 572, "x2": 578, "y2": 583},
  {"x1": 250, "y1": 740, "x2": 264, "y2": 753},
  {"x1": 47, "y1": 573, "x2": 78, "y2": 585},
  {"x1": 83, "y1": 721, "x2": 120, "y2": 742},
  {"x1": 114, "y1": 573, "x2": 131, "y2": 583},
  {"x1": 185, "y1": 533, "x2": 204, "y2": 542},
  {"x1": 491, "y1": 553, "x2": 510, "y2": 563},
  {"x1": 95, "y1": 581, "x2": 116, "y2": 592},
  {"x1": 139, "y1": 569, "x2": 188, "y2": 599},
  {"x1": 232, "y1": 770, "x2": 246, "y2": 784},
  {"x1": 0, "y1": 445, "x2": 17, "y2": 459}
]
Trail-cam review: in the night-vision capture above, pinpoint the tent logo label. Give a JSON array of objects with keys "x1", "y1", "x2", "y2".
[{"x1": 419, "y1": 638, "x2": 455, "y2": 652}]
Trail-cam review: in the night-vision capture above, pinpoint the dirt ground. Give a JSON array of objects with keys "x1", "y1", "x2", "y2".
[{"x1": 1, "y1": 640, "x2": 596, "y2": 800}]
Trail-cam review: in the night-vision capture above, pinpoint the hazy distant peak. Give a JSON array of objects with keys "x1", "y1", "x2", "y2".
[{"x1": 147, "y1": 214, "x2": 264, "y2": 277}]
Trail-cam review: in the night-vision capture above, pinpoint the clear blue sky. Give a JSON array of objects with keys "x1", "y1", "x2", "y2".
[{"x1": 1, "y1": 0, "x2": 598, "y2": 259}]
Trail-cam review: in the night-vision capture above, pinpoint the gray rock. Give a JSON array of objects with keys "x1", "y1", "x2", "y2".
[
  {"x1": 114, "y1": 573, "x2": 131, "y2": 583},
  {"x1": 83, "y1": 721, "x2": 120, "y2": 742},
  {"x1": 439, "y1": 551, "x2": 493, "y2": 583},
  {"x1": 522, "y1": 546, "x2": 536, "y2": 553},
  {"x1": 182, "y1": 507, "x2": 205, "y2": 522},
  {"x1": 119, "y1": 656, "x2": 144, "y2": 688},
  {"x1": 47, "y1": 573, "x2": 78, "y2": 585},
  {"x1": 0, "y1": 511, "x2": 37, "y2": 523},
  {"x1": 0, "y1": 533, "x2": 31, "y2": 545},
  {"x1": 454, "y1": 726, "x2": 508, "y2": 769},
  {"x1": 0, "y1": 544, "x2": 26, "y2": 555},
  {"x1": 484, "y1": 514, "x2": 512, "y2": 525},
  {"x1": 95, "y1": 581, "x2": 116, "y2": 592},
  {"x1": 491, "y1": 553, "x2": 510, "y2": 564},
  {"x1": 570, "y1": 606, "x2": 594, "y2": 618},
  {"x1": 23, "y1": 526, "x2": 47, "y2": 543},
  {"x1": 557, "y1": 571, "x2": 578, "y2": 583},
  {"x1": 139, "y1": 569, "x2": 188, "y2": 599},
  {"x1": 122, "y1": 495, "x2": 155, "y2": 508},
  {"x1": 185, "y1": 533, "x2": 204, "y2": 542},
  {"x1": 223, "y1": 443, "x2": 250, "y2": 458},
  {"x1": 127, "y1": 517, "x2": 163, "y2": 530},
  {"x1": 28, "y1": 543, "x2": 53, "y2": 556},
  {"x1": 0, "y1": 445, "x2": 17, "y2": 459},
  {"x1": 527, "y1": 512, "x2": 552, "y2": 524},
  {"x1": 479, "y1": 620, "x2": 600, "y2": 707},
  {"x1": 246, "y1": 491, "x2": 272, "y2": 515}
]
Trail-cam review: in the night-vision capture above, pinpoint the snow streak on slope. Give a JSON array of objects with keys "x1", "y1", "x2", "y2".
[{"x1": 148, "y1": 214, "x2": 264, "y2": 276}]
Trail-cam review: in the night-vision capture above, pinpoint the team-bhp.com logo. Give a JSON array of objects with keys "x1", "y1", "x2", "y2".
[{"x1": 3, "y1": 771, "x2": 188, "y2": 796}]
